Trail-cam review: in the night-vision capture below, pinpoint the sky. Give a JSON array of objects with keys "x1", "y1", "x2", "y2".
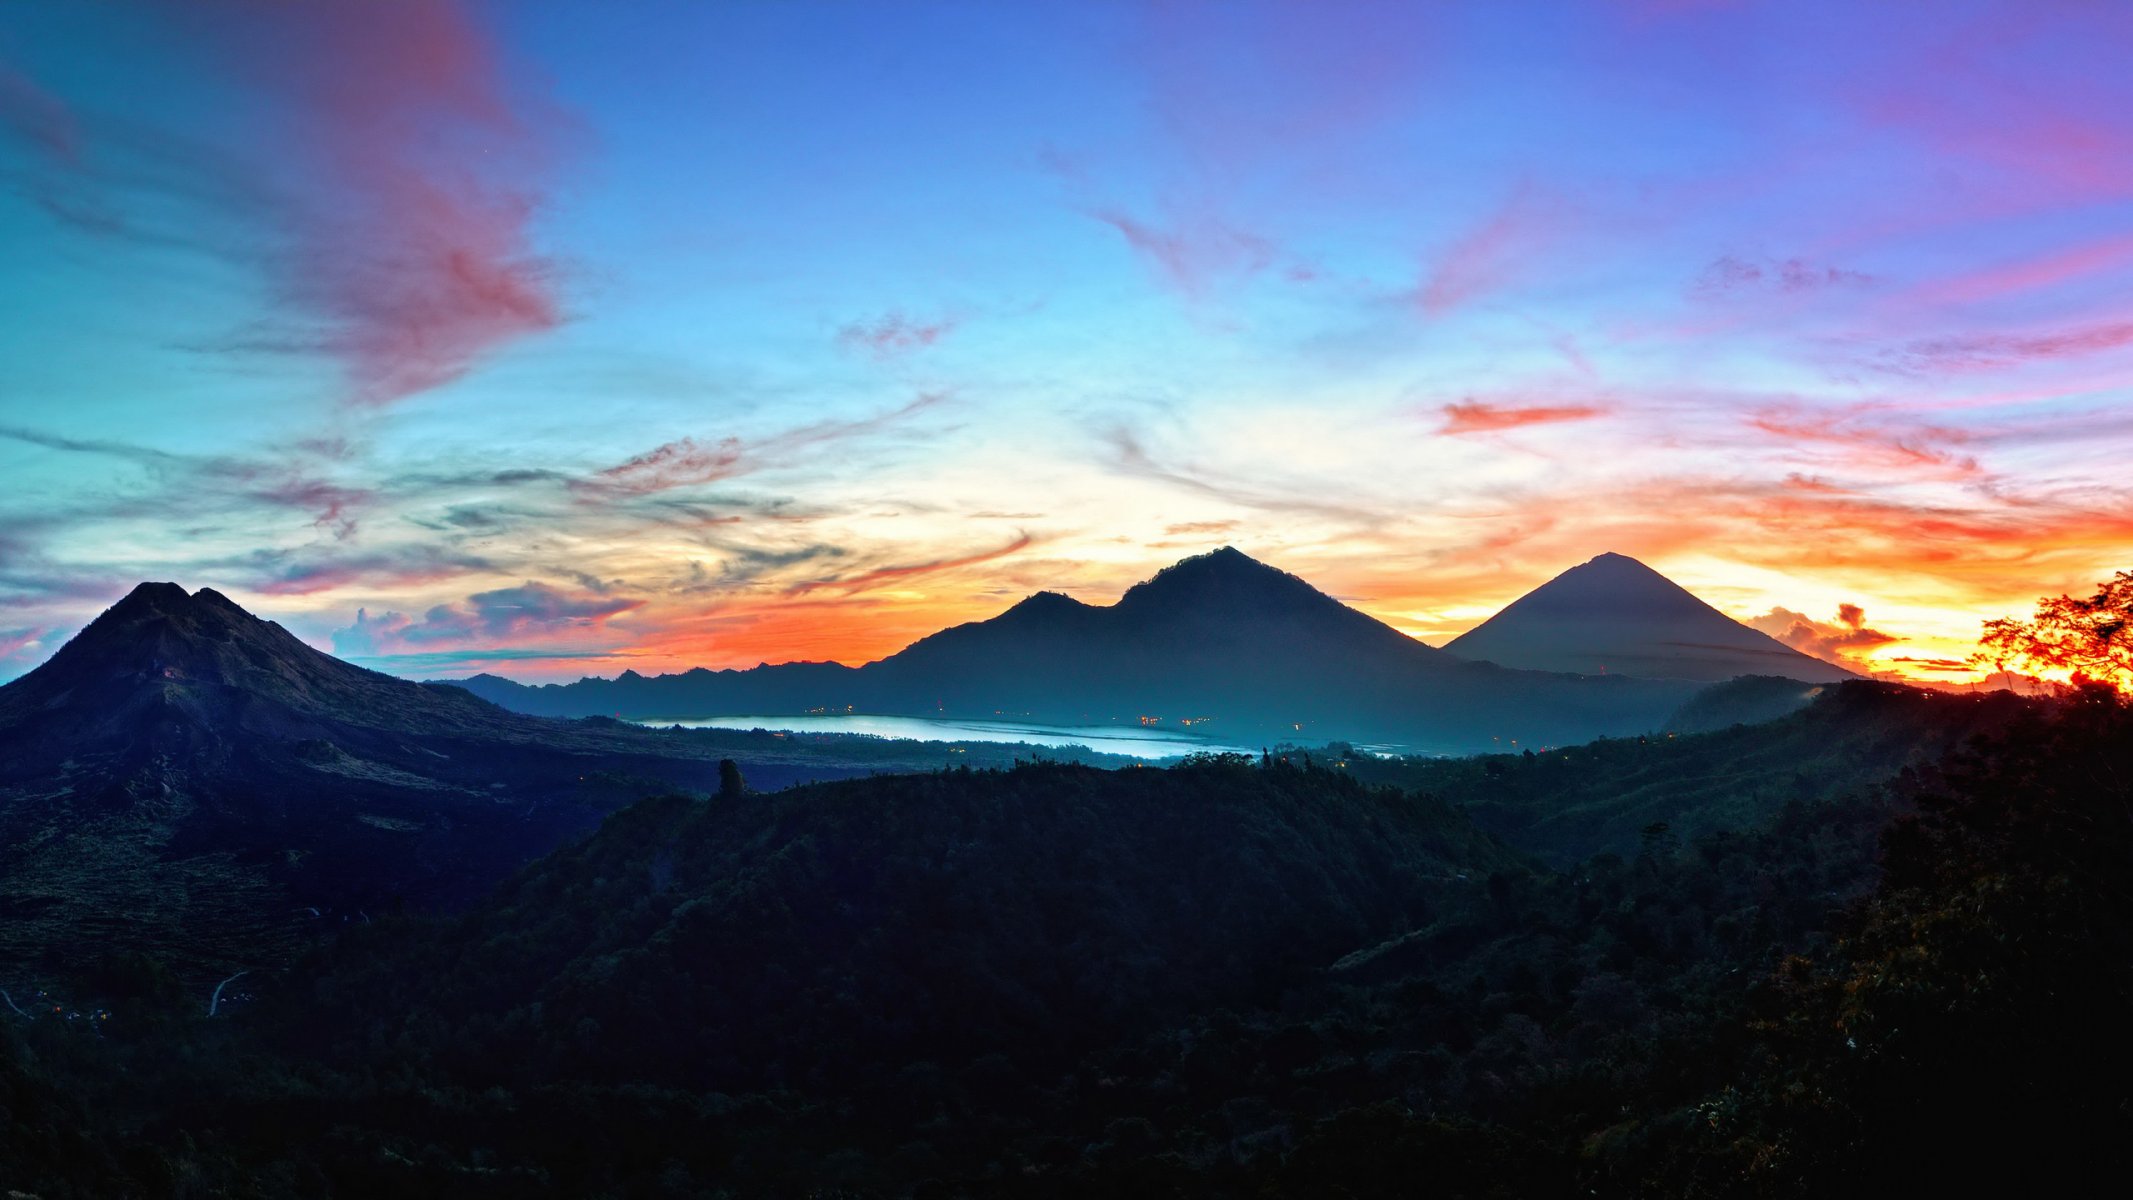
[{"x1": 2, "y1": 0, "x2": 2130, "y2": 685}]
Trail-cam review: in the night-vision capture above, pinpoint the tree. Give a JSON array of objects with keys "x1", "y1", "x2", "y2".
[
  {"x1": 1976, "y1": 569, "x2": 2133, "y2": 690},
  {"x1": 718, "y1": 758, "x2": 747, "y2": 800}
]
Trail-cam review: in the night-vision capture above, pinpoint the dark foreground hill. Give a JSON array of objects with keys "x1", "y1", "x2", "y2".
[
  {"x1": 1344, "y1": 680, "x2": 2030, "y2": 864},
  {"x1": 0, "y1": 584, "x2": 1126, "y2": 982},
  {"x1": 456, "y1": 548, "x2": 1702, "y2": 752},
  {"x1": 5, "y1": 687, "x2": 2127, "y2": 1196}
]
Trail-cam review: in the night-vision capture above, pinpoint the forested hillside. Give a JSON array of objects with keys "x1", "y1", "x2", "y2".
[{"x1": 4, "y1": 687, "x2": 2127, "y2": 1197}]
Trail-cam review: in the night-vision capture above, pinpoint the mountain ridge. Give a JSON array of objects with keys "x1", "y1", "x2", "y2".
[
  {"x1": 1443, "y1": 551, "x2": 1855, "y2": 683},
  {"x1": 452, "y1": 547, "x2": 1700, "y2": 750}
]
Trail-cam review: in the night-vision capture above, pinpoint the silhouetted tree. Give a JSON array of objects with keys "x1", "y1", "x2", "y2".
[
  {"x1": 718, "y1": 758, "x2": 746, "y2": 800},
  {"x1": 1977, "y1": 569, "x2": 2133, "y2": 689}
]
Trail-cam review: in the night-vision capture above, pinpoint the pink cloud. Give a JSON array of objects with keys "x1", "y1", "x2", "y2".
[
  {"x1": 0, "y1": 628, "x2": 48, "y2": 664},
  {"x1": 1894, "y1": 320, "x2": 2133, "y2": 374},
  {"x1": 0, "y1": 61, "x2": 78, "y2": 163},
  {"x1": 1438, "y1": 401, "x2": 1608, "y2": 435},
  {"x1": 1747, "y1": 404, "x2": 1980, "y2": 478},
  {"x1": 252, "y1": 477, "x2": 374, "y2": 540},
  {"x1": 200, "y1": 2, "x2": 566, "y2": 407},
  {"x1": 837, "y1": 311, "x2": 958, "y2": 359},
  {"x1": 589, "y1": 437, "x2": 746, "y2": 497},
  {"x1": 1852, "y1": 9, "x2": 2133, "y2": 206},
  {"x1": 1418, "y1": 185, "x2": 1561, "y2": 318},
  {"x1": 1087, "y1": 206, "x2": 1278, "y2": 300},
  {"x1": 1914, "y1": 232, "x2": 2133, "y2": 310}
]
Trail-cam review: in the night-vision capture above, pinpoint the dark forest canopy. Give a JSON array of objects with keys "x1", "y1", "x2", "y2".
[{"x1": 4, "y1": 682, "x2": 2129, "y2": 1196}]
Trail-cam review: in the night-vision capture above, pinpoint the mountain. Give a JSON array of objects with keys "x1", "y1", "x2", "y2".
[
  {"x1": 456, "y1": 547, "x2": 1705, "y2": 751},
  {"x1": 0, "y1": 584, "x2": 964, "y2": 980},
  {"x1": 1443, "y1": 551, "x2": 1856, "y2": 683}
]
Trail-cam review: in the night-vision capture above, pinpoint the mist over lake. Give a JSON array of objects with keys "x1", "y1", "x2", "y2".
[{"x1": 639, "y1": 713, "x2": 1254, "y2": 760}]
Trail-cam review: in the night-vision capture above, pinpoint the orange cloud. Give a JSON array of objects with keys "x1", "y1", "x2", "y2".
[
  {"x1": 1744, "y1": 604, "x2": 1900, "y2": 669},
  {"x1": 1439, "y1": 401, "x2": 1608, "y2": 435},
  {"x1": 1747, "y1": 405, "x2": 1980, "y2": 478}
]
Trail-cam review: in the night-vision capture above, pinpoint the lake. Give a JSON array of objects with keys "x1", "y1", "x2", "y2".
[{"x1": 640, "y1": 713, "x2": 1254, "y2": 760}]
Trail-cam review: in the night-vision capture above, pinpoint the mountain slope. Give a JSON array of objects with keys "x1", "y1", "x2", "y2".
[
  {"x1": 1443, "y1": 551, "x2": 1855, "y2": 682},
  {"x1": 0, "y1": 585, "x2": 898, "y2": 979},
  {"x1": 1347, "y1": 681, "x2": 2029, "y2": 864},
  {"x1": 459, "y1": 548, "x2": 1704, "y2": 751}
]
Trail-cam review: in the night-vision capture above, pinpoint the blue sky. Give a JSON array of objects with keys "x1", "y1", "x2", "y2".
[{"x1": 4, "y1": 0, "x2": 2132, "y2": 683}]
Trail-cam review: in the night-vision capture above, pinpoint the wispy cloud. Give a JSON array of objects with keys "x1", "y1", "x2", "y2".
[
  {"x1": 0, "y1": 60, "x2": 79, "y2": 162},
  {"x1": 1891, "y1": 320, "x2": 2133, "y2": 374},
  {"x1": 332, "y1": 580, "x2": 642, "y2": 657},
  {"x1": 9, "y1": 5, "x2": 568, "y2": 407},
  {"x1": 1086, "y1": 206, "x2": 1280, "y2": 301},
  {"x1": 1418, "y1": 184, "x2": 1563, "y2": 318},
  {"x1": 1746, "y1": 404, "x2": 1979, "y2": 479},
  {"x1": 785, "y1": 532, "x2": 1037, "y2": 597},
  {"x1": 1103, "y1": 427, "x2": 1386, "y2": 527},
  {"x1": 1695, "y1": 255, "x2": 1874, "y2": 295},
  {"x1": 1438, "y1": 401, "x2": 1609, "y2": 435},
  {"x1": 837, "y1": 311, "x2": 958, "y2": 359},
  {"x1": 575, "y1": 394, "x2": 948, "y2": 501}
]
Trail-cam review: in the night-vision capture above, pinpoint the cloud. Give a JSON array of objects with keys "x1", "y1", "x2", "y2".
[
  {"x1": 587, "y1": 436, "x2": 746, "y2": 497},
  {"x1": 0, "y1": 60, "x2": 79, "y2": 163},
  {"x1": 1914, "y1": 231, "x2": 2133, "y2": 309},
  {"x1": 1746, "y1": 404, "x2": 1979, "y2": 478},
  {"x1": 1892, "y1": 320, "x2": 2133, "y2": 374},
  {"x1": 1695, "y1": 255, "x2": 1874, "y2": 295},
  {"x1": 246, "y1": 546, "x2": 497, "y2": 597},
  {"x1": 576, "y1": 394, "x2": 948, "y2": 500},
  {"x1": 14, "y1": 3, "x2": 564, "y2": 407},
  {"x1": 1086, "y1": 206, "x2": 1279, "y2": 301},
  {"x1": 0, "y1": 627, "x2": 48, "y2": 670},
  {"x1": 1745, "y1": 603, "x2": 1900, "y2": 668},
  {"x1": 0, "y1": 424, "x2": 377, "y2": 536},
  {"x1": 251, "y1": 3, "x2": 565, "y2": 407},
  {"x1": 785, "y1": 533, "x2": 1037, "y2": 597},
  {"x1": 1438, "y1": 401, "x2": 1608, "y2": 435},
  {"x1": 677, "y1": 544, "x2": 851, "y2": 594},
  {"x1": 1103, "y1": 427, "x2": 1386, "y2": 527},
  {"x1": 1418, "y1": 184, "x2": 1562, "y2": 317},
  {"x1": 837, "y1": 311, "x2": 958, "y2": 359},
  {"x1": 331, "y1": 580, "x2": 643, "y2": 657}
]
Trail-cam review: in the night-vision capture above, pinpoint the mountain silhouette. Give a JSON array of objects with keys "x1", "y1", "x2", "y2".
[
  {"x1": 0, "y1": 584, "x2": 855, "y2": 979},
  {"x1": 457, "y1": 547, "x2": 1703, "y2": 750},
  {"x1": 1443, "y1": 552, "x2": 1855, "y2": 683}
]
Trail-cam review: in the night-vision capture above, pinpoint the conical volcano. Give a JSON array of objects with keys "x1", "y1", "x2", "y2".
[
  {"x1": 1444, "y1": 553, "x2": 1854, "y2": 683},
  {"x1": 0, "y1": 582, "x2": 510, "y2": 740},
  {"x1": 0, "y1": 585, "x2": 758, "y2": 980}
]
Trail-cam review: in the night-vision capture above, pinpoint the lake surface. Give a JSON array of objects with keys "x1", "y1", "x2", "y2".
[{"x1": 643, "y1": 713, "x2": 1254, "y2": 760}]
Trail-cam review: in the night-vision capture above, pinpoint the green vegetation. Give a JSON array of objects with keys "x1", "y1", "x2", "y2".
[
  {"x1": 3, "y1": 683, "x2": 2127, "y2": 1197},
  {"x1": 1338, "y1": 681, "x2": 2026, "y2": 864}
]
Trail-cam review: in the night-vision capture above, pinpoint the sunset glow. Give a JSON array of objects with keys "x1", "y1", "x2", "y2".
[{"x1": 3, "y1": 1, "x2": 2130, "y2": 684}]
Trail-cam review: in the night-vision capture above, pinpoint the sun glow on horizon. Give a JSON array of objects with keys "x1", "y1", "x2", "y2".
[{"x1": 2, "y1": 2, "x2": 2129, "y2": 689}]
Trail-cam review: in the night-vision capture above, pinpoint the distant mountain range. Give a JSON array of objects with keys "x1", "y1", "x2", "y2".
[
  {"x1": 1444, "y1": 552, "x2": 1854, "y2": 683},
  {"x1": 455, "y1": 547, "x2": 1843, "y2": 749}
]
